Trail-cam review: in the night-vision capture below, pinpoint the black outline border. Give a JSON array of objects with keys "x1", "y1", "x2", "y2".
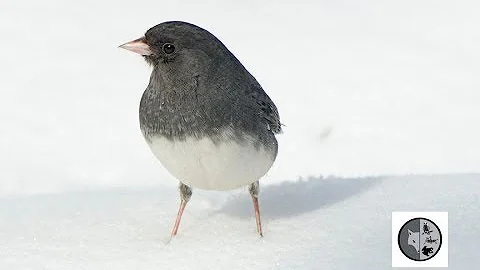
[{"x1": 397, "y1": 217, "x2": 443, "y2": 262}]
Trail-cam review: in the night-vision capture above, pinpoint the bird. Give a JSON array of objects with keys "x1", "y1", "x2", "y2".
[{"x1": 119, "y1": 21, "x2": 281, "y2": 237}]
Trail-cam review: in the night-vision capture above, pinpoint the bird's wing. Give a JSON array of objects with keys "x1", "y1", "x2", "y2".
[{"x1": 248, "y1": 83, "x2": 282, "y2": 134}]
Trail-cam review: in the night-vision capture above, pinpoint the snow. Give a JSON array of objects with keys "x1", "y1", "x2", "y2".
[
  {"x1": 1, "y1": 175, "x2": 479, "y2": 269},
  {"x1": 1, "y1": 0, "x2": 479, "y2": 269}
]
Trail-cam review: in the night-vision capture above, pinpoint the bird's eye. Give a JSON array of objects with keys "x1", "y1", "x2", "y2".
[{"x1": 163, "y1": 43, "x2": 175, "y2": 54}]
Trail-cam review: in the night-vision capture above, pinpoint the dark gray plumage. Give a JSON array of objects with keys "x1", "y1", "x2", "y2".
[
  {"x1": 139, "y1": 22, "x2": 280, "y2": 144},
  {"x1": 120, "y1": 21, "x2": 281, "y2": 237}
]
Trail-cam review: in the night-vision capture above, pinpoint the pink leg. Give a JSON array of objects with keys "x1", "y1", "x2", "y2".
[
  {"x1": 171, "y1": 199, "x2": 187, "y2": 236},
  {"x1": 251, "y1": 195, "x2": 263, "y2": 237},
  {"x1": 249, "y1": 181, "x2": 263, "y2": 237},
  {"x1": 171, "y1": 182, "x2": 192, "y2": 237}
]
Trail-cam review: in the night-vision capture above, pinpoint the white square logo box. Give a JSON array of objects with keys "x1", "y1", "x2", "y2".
[{"x1": 392, "y1": 212, "x2": 448, "y2": 267}]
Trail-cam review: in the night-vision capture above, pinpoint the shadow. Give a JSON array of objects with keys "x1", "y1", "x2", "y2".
[{"x1": 217, "y1": 176, "x2": 382, "y2": 219}]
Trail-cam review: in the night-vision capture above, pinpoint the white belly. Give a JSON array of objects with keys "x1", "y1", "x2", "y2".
[{"x1": 147, "y1": 133, "x2": 275, "y2": 190}]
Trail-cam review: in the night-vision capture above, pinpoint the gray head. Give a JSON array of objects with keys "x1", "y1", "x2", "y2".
[{"x1": 119, "y1": 21, "x2": 239, "y2": 76}]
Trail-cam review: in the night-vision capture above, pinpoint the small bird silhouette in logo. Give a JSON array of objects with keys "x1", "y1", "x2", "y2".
[
  {"x1": 423, "y1": 222, "x2": 433, "y2": 235},
  {"x1": 424, "y1": 236, "x2": 439, "y2": 245}
]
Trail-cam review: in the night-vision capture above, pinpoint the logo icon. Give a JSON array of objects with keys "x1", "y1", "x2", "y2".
[
  {"x1": 392, "y1": 212, "x2": 448, "y2": 267},
  {"x1": 398, "y1": 217, "x2": 442, "y2": 261}
]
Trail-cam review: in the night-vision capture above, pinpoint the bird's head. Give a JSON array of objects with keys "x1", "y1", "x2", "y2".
[{"x1": 119, "y1": 21, "x2": 228, "y2": 68}]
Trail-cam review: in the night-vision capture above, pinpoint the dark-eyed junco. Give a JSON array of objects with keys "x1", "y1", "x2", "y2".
[{"x1": 120, "y1": 21, "x2": 281, "y2": 237}]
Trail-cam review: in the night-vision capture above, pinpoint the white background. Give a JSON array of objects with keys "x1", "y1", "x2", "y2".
[
  {"x1": 0, "y1": 1, "x2": 479, "y2": 269},
  {"x1": 1, "y1": 0, "x2": 479, "y2": 196}
]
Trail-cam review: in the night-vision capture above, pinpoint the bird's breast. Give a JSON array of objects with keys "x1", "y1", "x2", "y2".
[{"x1": 146, "y1": 130, "x2": 276, "y2": 190}]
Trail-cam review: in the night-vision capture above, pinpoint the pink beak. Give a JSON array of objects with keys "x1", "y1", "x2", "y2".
[{"x1": 119, "y1": 37, "x2": 153, "y2": 56}]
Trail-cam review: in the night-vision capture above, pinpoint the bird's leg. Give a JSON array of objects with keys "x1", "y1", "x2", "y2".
[
  {"x1": 248, "y1": 181, "x2": 263, "y2": 237},
  {"x1": 171, "y1": 182, "x2": 192, "y2": 237}
]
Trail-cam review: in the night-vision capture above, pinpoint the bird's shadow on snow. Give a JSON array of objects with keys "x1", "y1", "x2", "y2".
[{"x1": 217, "y1": 176, "x2": 382, "y2": 219}]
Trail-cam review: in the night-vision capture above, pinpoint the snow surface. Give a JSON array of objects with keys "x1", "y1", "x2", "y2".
[
  {"x1": 1, "y1": 0, "x2": 479, "y2": 269},
  {"x1": 1, "y1": 175, "x2": 479, "y2": 269}
]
